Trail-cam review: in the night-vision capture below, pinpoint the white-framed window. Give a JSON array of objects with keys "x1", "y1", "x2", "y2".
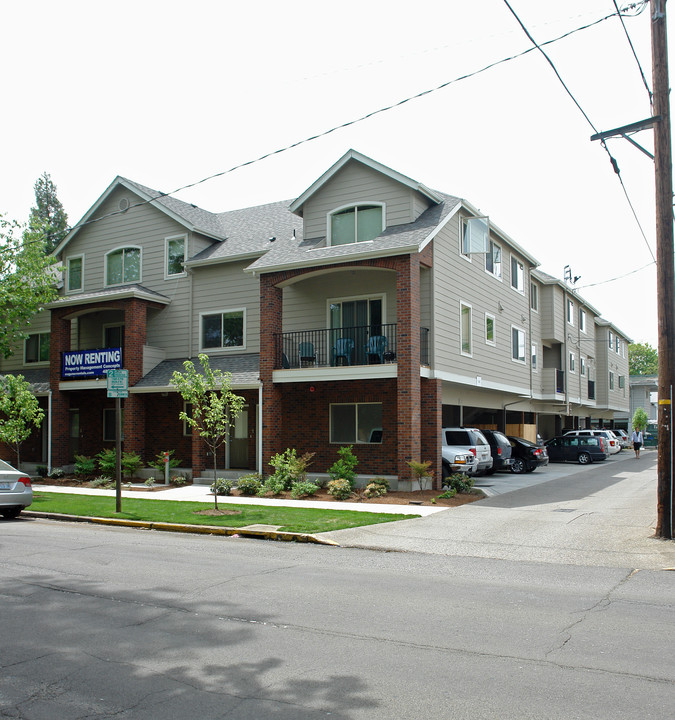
[
  {"x1": 567, "y1": 299, "x2": 574, "y2": 325},
  {"x1": 511, "y1": 326, "x2": 526, "y2": 363},
  {"x1": 531, "y1": 343, "x2": 538, "y2": 371},
  {"x1": 460, "y1": 216, "x2": 489, "y2": 258},
  {"x1": 25, "y1": 332, "x2": 50, "y2": 364},
  {"x1": 622, "y1": 341, "x2": 626, "y2": 358},
  {"x1": 200, "y1": 308, "x2": 246, "y2": 351},
  {"x1": 510, "y1": 256, "x2": 524, "y2": 292},
  {"x1": 461, "y1": 302, "x2": 472, "y2": 356},
  {"x1": 67, "y1": 255, "x2": 84, "y2": 293},
  {"x1": 579, "y1": 308, "x2": 586, "y2": 333},
  {"x1": 485, "y1": 241, "x2": 502, "y2": 279},
  {"x1": 103, "y1": 408, "x2": 124, "y2": 442},
  {"x1": 459, "y1": 218, "x2": 472, "y2": 261},
  {"x1": 183, "y1": 402, "x2": 193, "y2": 436},
  {"x1": 330, "y1": 402, "x2": 383, "y2": 444},
  {"x1": 569, "y1": 352, "x2": 575, "y2": 373},
  {"x1": 608, "y1": 331, "x2": 613, "y2": 350},
  {"x1": 105, "y1": 246, "x2": 141, "y2": 286},
  {"x1": 165, "y1": 234, "x2": 187, "y2": 278},
  {"x1": 619, "y1": 375, "x2": 625, "y2": 389},
  {"x1": 580, "y1": 356, "x2": 586, "y2": 376},
  {"x1": 615, "y1": 335, "x2": 620, "y2": 353},
  {"x1": 485, "y1": 313, "x2": 496, "y2": 346},
  {"x1": 328, "y1": 203, "x2": 384, "y2": 246},
  {"x1": 530, "y1": 283, "x2": 538, "y2": 312},
  {"x1": 609, "y1": 371, "x2": 615, "y2": 390}
]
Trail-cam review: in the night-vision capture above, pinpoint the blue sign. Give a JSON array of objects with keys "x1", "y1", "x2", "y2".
[{"x1": 62, "y1": 348, "x2": 123, "y2": 378}]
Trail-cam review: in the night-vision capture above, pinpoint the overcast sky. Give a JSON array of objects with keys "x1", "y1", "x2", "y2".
[{"x1": 0, "y1": 0, "x2": 666, "y2": 347}]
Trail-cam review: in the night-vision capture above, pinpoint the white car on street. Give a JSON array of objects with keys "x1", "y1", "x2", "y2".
[{"x1": 0, "y1": 459, "x2": 33, "y2": 519}]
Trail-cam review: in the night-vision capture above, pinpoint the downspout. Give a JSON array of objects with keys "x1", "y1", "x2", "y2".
[
  {"x1": 187, "y1": 265, "x2": 194, "y2": 358},
  {"x1": 47, "y1": 389, "x2": 52, "y2": 474},
  {"x1": 258, "y1": 383, "x2": 263, "y2": 474}
]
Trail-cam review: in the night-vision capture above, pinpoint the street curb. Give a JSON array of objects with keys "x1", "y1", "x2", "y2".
[{"x1": 22, "y1": 511, "x2": 340, "y2": 546}]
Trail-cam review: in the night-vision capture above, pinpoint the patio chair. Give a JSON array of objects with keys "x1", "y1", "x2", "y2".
[
  {"x1": 298, "y1": 341, "x2": 317, "y2": 367},
  {"x1": 364, "y1": 334, "x2": 388, "y2": 364},
  {"x1": 331, "y1": 337, "x2": 354, "y2": 366}
]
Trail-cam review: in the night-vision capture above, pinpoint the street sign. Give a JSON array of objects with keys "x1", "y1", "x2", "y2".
[{"x1": 107, "y1": 368, "x2": 129, "y2": 398}]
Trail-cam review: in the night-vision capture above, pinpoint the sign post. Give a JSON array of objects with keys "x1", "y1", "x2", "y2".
[{"x1": 107, "y1": 369, "x2": 129, "y2": 513}]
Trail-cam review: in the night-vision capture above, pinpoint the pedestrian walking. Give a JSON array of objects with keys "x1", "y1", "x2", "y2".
[{"x1": 631, "y1": 428, "x2": 643, "y2": 458}]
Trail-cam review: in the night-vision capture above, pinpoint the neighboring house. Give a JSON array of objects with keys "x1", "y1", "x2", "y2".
[
  {"x1": 614, "y1": 375, "x2": 657, "y2": 432},
  {"x1": 0, "y1": 150, "x2": 631, "y2": 487}
]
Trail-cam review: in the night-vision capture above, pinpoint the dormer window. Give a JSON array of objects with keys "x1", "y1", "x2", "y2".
[
  {"x1": 106, "y1": 247, "x2": 141, "y2": 286},
  {"x1": 329, "y1": 204, "x2": 384, "y2": 246}
]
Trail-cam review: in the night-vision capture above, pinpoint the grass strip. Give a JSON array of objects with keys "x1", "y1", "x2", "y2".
[{"x1": 31, "y1": 492, "x2": 418, "y2": 534}]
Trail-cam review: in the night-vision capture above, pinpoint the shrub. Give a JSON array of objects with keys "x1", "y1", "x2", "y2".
[
  {"x1": 171, "y1": 475, "x2": 190, "y2": 487},
  {"x1": 328, "y1": 445, "x2": 359, "y2": 488},
  {"x1": 74, "y1": 455, "x2": 96, "y2": 477},
  {"x1": 96, "y1": 449, "x2": 116, "y2": 477},
  {"x1": 211, "y1": 477, "x2": 234, "y2": 496},
  {"x1": 236, "y1": 473, "x2": 263, "y2": 495},
  {"x1": 268, "y1": 448, "x2": 315, "y2": 490},
  {"x1": 48, "y1": 467, "x2": 65, "y2": 479},
  {"x1": 147, "y1": 450, "x2": 182, "y2": 480},
  {"x1": 370, "y1": 477, "x2": 389, "y2": 491},
  {"x1": 91, "y1": 476, "x2": 113, "y2": 488},
  {"x1": 258, "y1": 474, "x2": 286, "y2": 496},
  {"x1": 407, "y1": 460, "x2": 434, "y2": 491},
  {"x1": 363, "y1": 482, "x2": 386, "y2": 499},
  {"x1": 437, "y1": 488, "x2": 457, "y2": 499},
  {"x1": 327, "y1": 478, "x2": 353, "y2": 500},
  {"x1": 144, "y1": 478, "x2": 156, "y2": 487},
  {"x1": 291, "y1": 480, "x2": 319, "y2": 499},
  {"x1": 36, "y1": 465, "x2": 48, "y2": 478},
  {"x1": 121, "y1": 452, "x2": 143, "y2": 479},
  {"x1": 442, "y1": 473, "x2": 474, "y2": 494}
]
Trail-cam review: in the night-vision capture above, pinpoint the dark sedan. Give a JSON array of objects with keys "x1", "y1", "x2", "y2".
[{"x1": 507, "y1": 436, "x2": 549, "y2": 474}]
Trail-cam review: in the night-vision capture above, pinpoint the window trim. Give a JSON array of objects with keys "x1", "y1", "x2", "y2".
[
  {"x1": 510, "y1": 256, "x2": 524, "y2": 293},
  {"x1": 459, "y1": 217, "x2": 473, "y2": 263},
  {"x1": 511, "y1": 325, "x2": 526, "y2": 363},
  {"x1": 165, "y1": 234, "x2": 187, "y2": 279},
  {"x1": 569, "y1": 352, "x2": 576, "y2": 374},
  {"x1": 325, "y1": 293, "x2": 387, "y2": 328},
  {"x1": 580, "y1": 356, "x2": 586, "y2": 376},
  {"x1": 329, "y1": 402, "x2": 383, "y2": 444},
  {"x1": 567, "y1": 299, "x2": 574, "y2": 326},
  {"x1": 460, "y1": 302, "x2": 473, "y2": 357},
  {"x1": 327, "y1": 202, "x2": 385, "y2": 247},
  {"x1": 579, "y1": 308, "x2": 586, "y2": 333},
  {"x1": 66, "y1": 254, "x2": 84, "y2": 293},
  {"x1": 530, "y1": 282, "x2": 538, "y2": 313},
  {"x1": 609, "y1": 370, "x2": 615, "y2": 390},
  {"x1": 485, "y1": 240, "x2": 502, "y2": 280},
  {"x1": 531, "y1": 343, "x2": 538, "y2": 372},
  {"x1": 105, "y1": 245, "x2": 142, "y2": 287},
  {"x1": 485, "y1": 312, "x2": 496, "y2": 346},
  {"x1": 199, "y1": 308, "x2": 247, "y2": 353},
  {"x1": 24, "y1": 332, "x2": 50, "y2": 365}
]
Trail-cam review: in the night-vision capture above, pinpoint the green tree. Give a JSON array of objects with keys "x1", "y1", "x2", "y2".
[
  {"x1": 0, "y1": 373, "x2": 44, "y2": 469},
  {"x1": 171, "y1": 354, "x2": 245, "y2": 509},
  {"x1": 0, "y1": 215, "x2": 58, "y2": 359},
  {"x1": 632, "y1": 407, "x2": 649, "y2": 432},
  {"x1": 629, "y1": 342, "x2": 658, "y2": 376},
  {"x1": 27, "y1": 172, "x2": 69, "y2": 254}
]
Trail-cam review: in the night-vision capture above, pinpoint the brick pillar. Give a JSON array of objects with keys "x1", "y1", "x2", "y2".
[
  {"x1": 122, "y1": 299, "x2": 147, "y2": 460},
  {"x1": 396, "y1": 254, "x2": 422, "y2": 482},
  {"x1": 421, "y1": 378, "x2": 442, "y2": 489},
  {"x1": 192, "y1": 425, "x2": 209, "y2": 479},
  {"x1": 260, "y1": 274, "x2": 283, "y2": 473},
  {"x1": 50, "y1": 307, "x2": 72, "y2": 467}
]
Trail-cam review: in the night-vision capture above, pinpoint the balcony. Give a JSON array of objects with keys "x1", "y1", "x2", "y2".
[{"x1": 274, "y1": 324, "x2": 430, "y2": 370}]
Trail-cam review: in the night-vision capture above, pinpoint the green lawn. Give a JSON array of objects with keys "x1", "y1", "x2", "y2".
[{"x1": 31, "y1": 492, "x2": 418, "y2": 534}]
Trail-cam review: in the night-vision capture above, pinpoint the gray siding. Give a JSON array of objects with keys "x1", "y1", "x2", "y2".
[{"x1": 0, "y1": 312, "x2": 51, "y2": 371}]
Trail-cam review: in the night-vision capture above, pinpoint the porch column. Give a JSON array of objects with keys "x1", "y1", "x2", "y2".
[
  {"x1": 260, "y1": 274, "x2": 283, "y2": 470},
  {"x1": 396, "y1": 254, "x2": 422, "y2": 482},
  {"x1": 421, "y1": 378, "x2": 442, "y2": 490},
  {"x1": 49, "y1": 307, "x2": 72, "y2": 467},
  {"x1": 122, "y1": 299, "x2": 147, "y2": 460}
]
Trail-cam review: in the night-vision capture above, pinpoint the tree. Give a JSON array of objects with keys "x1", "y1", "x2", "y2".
[
  {"x1": 27, "y1": 172, "x2": 69, "y2": 254},
  {"x1": 629, "y1": 342, "x2": 658, "y2": 376},
  {"x1": 171, "y1": 354, "x2": 245, "y2": 510},
  {"x1": 0, "y1": 373, "x2": 44, "y2": 469},
  {"x1": 0, "y1": 215, "x2": 58, "y2": 359},
  {"x1": 632, "y1": 407, "x2": 649, "y2": 433}
]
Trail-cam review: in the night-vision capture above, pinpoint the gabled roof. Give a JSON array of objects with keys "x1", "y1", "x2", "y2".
[
  {"x1": 53, "y1": 177, "x2": 229, "y2": 256},
  {"x1": 289, "y1": 149, "x2": 444, "y2": 215}
]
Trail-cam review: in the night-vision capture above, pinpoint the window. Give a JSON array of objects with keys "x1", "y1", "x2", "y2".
[
  {"x1": 103, "y1": 324, "x2": 124, "y2": 349},
  {"x1": 461, "y1": 216, "x2": 489, "y2": 257},
  {"x1": 329, "y1": 204, "x2": 383, "y2": 246},
  {"x1": 166, "y1": 235, "x2": 186, "y2": 277},
  {"x1": 106, "y1": 247, "x2": 141, "y2": 286},
  {"x1": 330, "y1": 403, "x2": 383, "y2": 444},
  {"x1": 619, "y1": 375, "x2": 625, "y2": 389},
  {"x1": 615, "y1": 335, "x2": 620, "y2": 353},
  {"x1": 608, "y1": 331, "x2": 613, "y2": 349},
  {"x1": 183, "y1": 402, "x2": 193, "y2": 436},
  {"x1": 512, "y1": 327, "x2": 525, "y2": 362},
  {"x1": 580, "y1": 356, "x2": 586, "y2": 376},
  {"x1": 531, "y1": 344, "x2": 538, "y2": 371},
  {"x1": 201, "y1": 309, "x2": 245, "y2": 350},
  {"x1": 67, "y1": 255, "x2": 83, "y2": 292},
  {"x1": 510, "y1": 257, "x2": 524, "y2": 292},
  {"x1": 25, "y1": 333, "x2": 49, "y2": 363},
  {"x1": 485, "y1": 241, "x2": 502, "y2": 278},
  {"x1": 103, "y1": 408, "x2": 124, "y2": 442},
  {"x1": 609, "y1": 371, "x2": 615, "y2": 390},
  {"x1": 485, "y1": 313, "x2": 495, "y2": 346},
  {"x1": 567, "y1": 299, "x2": 574, "y2": 325},
  {"x1": 579, "y1": 309, "x2": 586, "y2": 333},
  {"x1": 569, "y1": 352, "x2": 575, "y2": 373},
  {"x1": 461, "y1": 303, "x2": 472, "y2": 356},
  {"x1": 530, "y1": 283, "x2": 538, "y2": 312}
]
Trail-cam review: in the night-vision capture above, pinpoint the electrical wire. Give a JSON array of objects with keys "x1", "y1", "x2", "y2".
[
  {"x1": 574, "y1": 260, "x2": 655, "y2": 290},
  {"x1": 613, "y1": 0, "x2": 653, "y2": 104}
]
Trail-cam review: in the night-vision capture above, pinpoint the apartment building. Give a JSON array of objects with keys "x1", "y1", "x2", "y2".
[{"x1": 0, "y1": 150, "x2": 630, "y2": 487}]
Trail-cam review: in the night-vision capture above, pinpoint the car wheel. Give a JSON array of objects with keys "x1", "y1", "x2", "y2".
[
  {"x1": 1, "y1": 508, "x2": 22, "y2": 519},
  {"x1": 511, "y1": 458, "x2": 526, "y2": 474},
  {"x1": 578, "y1": 452, "x2": 592, "y2": 465}
]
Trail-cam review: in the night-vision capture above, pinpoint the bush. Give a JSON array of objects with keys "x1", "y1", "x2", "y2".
[
  {"x1": 364, "y1": 482, "x2": 386, "y2": 499},
  {"x1": 121, "y1": 452, "x2": 143, "y2": 480},
  {"x1": 268, "y1": 448, "x2": 315, "y2": 490},
  {"x1": 328, "y1": 445, "x2": 359, "y2": 488},
  {"x1": 442, "y1": 473, "x2": 474, "y2": 494},
  {"x1": 144, "y1": 478, "x2": 156, "y2": 487},
  {"x1": 91, "y1": 476, "x2": 113, "y2": 488},
  {"x1": 147, "y1": 450, "x2": 182, "y2": 480},
  {"x1": 74, "y1": 455, "x2": 96, "y2": 477},
  {"x1": 48, "y1": 467, "x2": 65, "y2": 479},
  {"x1": 437, "y1": 488, "x2": 457, "y2": 499},
  {"x1": 291, "y1": 480, "x2": 319, "y2": 499},
  {"x1": 171, "y1": 475, "x2": 191, "y2": 487},
  {"x1": 258, "y1": 474, "x2": 287, "y2": 496},
  {"x1": 36, "y1": 465, "x2": 48, "y2": 478},
  {"x1": 327, "y1": 478, "x2": 353, "y2": 500},
  {"x1": 211, "y1": 477, "x2": 234, "y2": 496},
  {"x1": 370, "y1": 477, "x2": 389, "y2": 491},
  {"x1": 96, "y1": 449, "x2": 116, "y2": 477},
  {"x1": 236, "y1": 473, "x2": 263, "y2": 495}
]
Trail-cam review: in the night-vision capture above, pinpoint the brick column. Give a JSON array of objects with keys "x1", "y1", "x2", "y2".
[
  {"x1": 260, "y1": 274, "x2": 283, "y2": 473},
  {"x1": 49, "y1": 307, "x2": 72, "y2": 467},
  {"x1": 421, "y1": 378, "x2": 442, "y2": 489},
  {"x1": 396, "y1": 254, "x2": 422, "y2": 482},
  {"x1": 122, "y1": 299, "x2": 147, "y2": 460}
]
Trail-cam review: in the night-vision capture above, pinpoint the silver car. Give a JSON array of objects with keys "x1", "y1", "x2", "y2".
[{"x1": 0, "y1": 459, "x2": 33, "y2": 519}]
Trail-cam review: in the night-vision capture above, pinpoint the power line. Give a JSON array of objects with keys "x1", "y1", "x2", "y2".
[
  {"x1": 612, "y1": 0, "x2": 653, "y2": 104},
  {"x1": 574, "y1": 260, "x2": 655, "y2": 290}
]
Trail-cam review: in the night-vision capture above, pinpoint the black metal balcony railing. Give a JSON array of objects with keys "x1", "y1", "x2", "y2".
[
  {"x1": 588, "y1": 379, "x2": 596, "y2": 400},
  {"x1": 556, "y1": 369, "x2": 565, "y2": 394},
  {"x1": 274, "y1": 324, "x2": 430, "y2": 370}
]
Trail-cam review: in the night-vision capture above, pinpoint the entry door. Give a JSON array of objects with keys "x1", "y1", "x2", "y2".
[
  {"x1": 330, "y1": 298, "x2": 382, "y2": 364},
  {"x1": 229, "y1": 409, "x2": 248, "y2": 468},
  {"x1": 69, "y1": 409, "x2": 80, "y2": 462}
]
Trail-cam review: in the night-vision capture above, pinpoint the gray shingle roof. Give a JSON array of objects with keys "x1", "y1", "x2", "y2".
[
  {"x1": 1, "y1": 369, "x2": 50, "y2": 395},
  {"x1": 49, "y1": 284, "x2": 171, "y2": 308},
  {"x1": 133, "y1": 354, "x2": 260, "y2": 389}
]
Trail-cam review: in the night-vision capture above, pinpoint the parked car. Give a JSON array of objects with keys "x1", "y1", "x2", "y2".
[
  {"x1": 0, "y1": 459, "x2": 33, "y2": 519},
  {"x1": 441, "y1": 446, "x2": 478, "y2": 480},
  {"x1": 610, "y1": 429, "x2": 630, "y2": 449},
  {"x1": 507, "y1": 437, "x2": 549, "y2": 473},
  {"x1": 480, "y1": 429, "x2": 513, "y2": 473},
  {"x1": 545, "y1": 435, "x2": 608, "y2": 464},
  {"x1": 564, "y1": 429, "x2": 620, "y2": 455},
  {"x1": 442, "y1": 427, "x2": 493, "y2": 475}
]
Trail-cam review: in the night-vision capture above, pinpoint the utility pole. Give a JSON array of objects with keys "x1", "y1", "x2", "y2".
[{"x1": 652, "y1": 0, "x2": 674, "y2": 539}]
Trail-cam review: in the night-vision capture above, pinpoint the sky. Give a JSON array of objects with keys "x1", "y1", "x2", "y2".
[{"x1": 0, "y1": 0, "x2": 666, "y2": 347}]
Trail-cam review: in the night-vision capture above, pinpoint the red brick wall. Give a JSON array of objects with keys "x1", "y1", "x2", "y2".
[{"x1": 421, "y1": 378, "x2": 442, "y2": 489}]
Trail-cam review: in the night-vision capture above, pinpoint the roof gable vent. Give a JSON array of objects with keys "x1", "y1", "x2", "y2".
[{"x1": 118, "y1": 198, "x2": 130, "y2": 212}]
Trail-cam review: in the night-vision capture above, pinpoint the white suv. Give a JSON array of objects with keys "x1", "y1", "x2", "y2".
[
  {"x1": 442, "y1": 427, "x2": 493, "y2": 474},
  {"x1": 564, "y1": 429, "x2": 621, "y2": 454}
]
